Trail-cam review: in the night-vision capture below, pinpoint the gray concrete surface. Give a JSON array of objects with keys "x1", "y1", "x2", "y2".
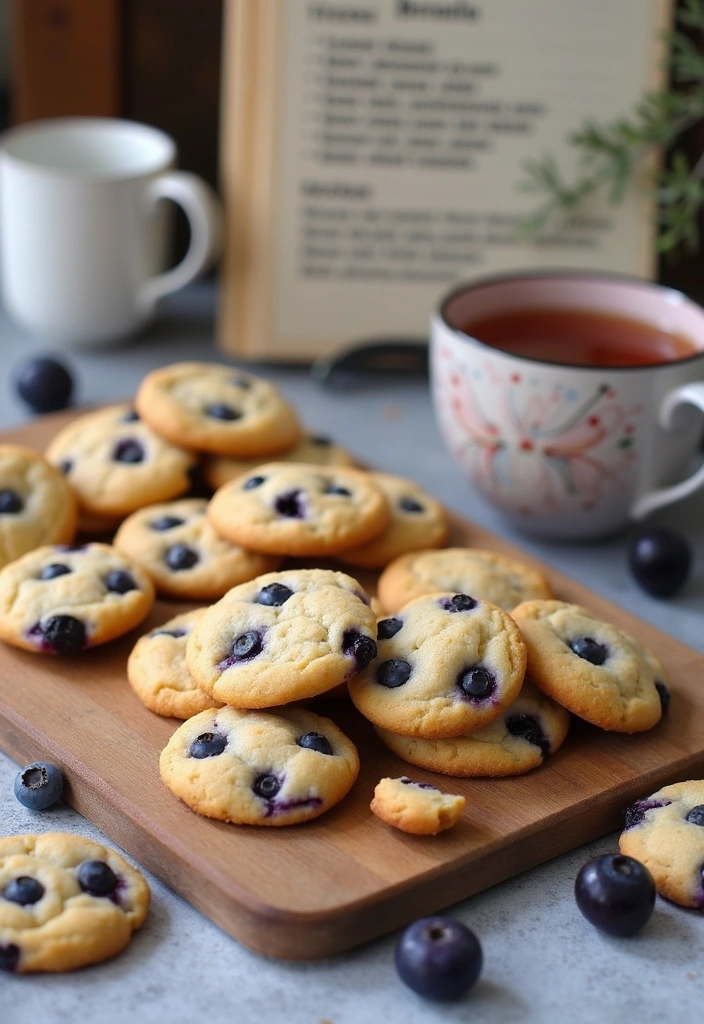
[{"x1": 1, "y1": 282, "x2": 702, "y2": 1023}]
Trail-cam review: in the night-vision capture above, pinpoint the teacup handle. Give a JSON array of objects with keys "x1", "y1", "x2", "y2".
[
  {"x1": 138, "y1": 171, "x2": 223, "y2": 311},
  {"x1": 631, "y1": 382, "x2": 704, "y2": 519}
]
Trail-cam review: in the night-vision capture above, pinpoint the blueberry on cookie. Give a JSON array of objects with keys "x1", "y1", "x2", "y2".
[
  {"x1": 0, "y1": 543, "x2": 155, "y2": 653},
  {"x1": 0, "y1": 832, "x2": 149, "y2": 973},
  {"x1": 159, "y1": 706, "x2": 359, "y2": 826}
]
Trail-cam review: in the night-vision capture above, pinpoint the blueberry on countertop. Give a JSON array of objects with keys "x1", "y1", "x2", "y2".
[
  {"x1": 575, "y1": 853, "x2": 655, "y2": 936},
  {"x1": 14, "y1": 356, "x2": 74, "y2": 414},
  {"x1": 629, "y1": 527, "x2": 692, "y2": 598},
  {"x1": 395, "y1": 916, "x2": 483, "y2": 1002},
  {"x1": 14, "y1": 761, "x2": 63, "y2": 810}
]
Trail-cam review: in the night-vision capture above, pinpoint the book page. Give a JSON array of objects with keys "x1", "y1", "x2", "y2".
[{"x1": 224, "y1": 0, "x2": 670, "y2": 357}]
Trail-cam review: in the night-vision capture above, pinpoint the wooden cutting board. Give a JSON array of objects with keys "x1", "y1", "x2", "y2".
[{"x1": 0, "y1": 409, "x2": 702, "y2": 960}]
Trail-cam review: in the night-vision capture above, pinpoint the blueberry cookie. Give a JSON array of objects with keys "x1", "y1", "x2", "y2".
[
  {"x1": 114, "y1": 499, "x2": 279, "y2": 600},
  {"x1": 160, "y1": 705, "x2": 359, "y2": 826},
  {"x1": 46, "y1": 404, "x2": 195, "y2": 517},
  {"x1": 370, "y1": 777, "x2": 465, "y2": 835},
  {"x1": 338, "y1": 473, "x2": 449, "y2": 569},
  {"x1": 0, "y1": 832, "x2": 150, "y2": 973},
  {"x1": 202, "y1": 432, "x2": 355, "y2": 491},
  {"x1": 348, "y1": 593, "x2": 527, "y2": 739},
  {"x1": 511, "y1": 600, "x2": 666, "y2": 733},
  {"x1": 127, "y1": 608, "x2": 223, "y2": 719},
  {"x1": 135, "y1": 362, "x2": 301, "y2": 457},
  {"x1": 0, "y1": 542, "x2": 155, "y2": 654},
  {"x1": 0, "y1": 445, "x2": 77, "y2": 567},
  {"x1": 186, "y1": 568, "x2": 377, "y2": 706},
  {"x1": 620, "y1": 781, "x2": 704, "y2": 909},
  {"x1": 377, "y1": 548, "x2": 553, "y2": 614},
  {"x1": 376, "y1": 679, "x2": 570, "y2": 776},
  {"x1": 207, "y1": 463, "x2": 390, "y2": 556}
]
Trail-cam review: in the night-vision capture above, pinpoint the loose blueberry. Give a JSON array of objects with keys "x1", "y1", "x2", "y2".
[
  {"x1": 39, "y1": 563, "x2": 71, "y2": 581},
  {"x1": 0, "y1": 489, "x2": 23, "y2": 514},
  {"x1": 443, "y1": 594, "x2": 477, "y2": 612},
  {"x1": 13, "y1": 761, "x2": 63, "y2": 810},
  {"x1": 506, "y1": 713, "x2": 550, "y2": 757},
  {"x1": 569, "y1": 636, "x2": 607, "y2": 665},
  {"x1": 41, "y1": 615, "x2": 86, "y2": 654},
  {"x1": 150, "y1": 515, "x2": 184, "y2": 531},
  {"x1": 243, "y1": 475, "x2": 265, "y2": 490},
  {"x1": 122, "y1": 409, "x2": 140, "y2": 422},
  {"x1": 342, "y1": 630, "x2": 377, "y2": 670},
  {"x1": 165, "y1": 544, "x2": 199, "y2": 571},
  {"x1": 686, "y1": 805, "x2": 704, "y2": 826},
  {"x1": 0, "y1": 943, "x2": 20, "y2": 973},
  {"x1": 14, "y1": 356, "x2": 73, "y2": 413},
  {"x1": 252, "y1": 773, "x2": 281, "y2": 800},
  {"x1": 275, "y1": 490, "x2": 305, "y2": 518},
  {"x1": 77, "y1": 860, "x2": 118, "y2": 897},
  {"x1": 104, "y1": 570, "x2": 137, "y2": 594},
  {"x1": 206, "y1": 403, "x2": 241, "y2": 421},
  {"x1": 395, "y1": 916, "x2": 483, "y2": 1002},
  {"x1": 656, "y1": 682, "x2": 671, "y2": 714},
  {"x1": 324, "y1": 484, "x2": 351, "y2": 496},
  {"x1": 575, "y1": 853, "x2": 655, "y2": 936},
  {"x1": 310, "y1": 435, "x2": 331, "y2": 446},
  {"x1": 190, "y1": 732, "x2": 227, "y2": 759},
  {"x1": 399, "y1": 496, "x2": 423, "y2": 513},
  {"x1": 112, "y1": 438, "x2": 144, "y2": 464},
  {"x1": 629, "y1": 527, "x2": 692, "y2": 598},
  {"x1": 298, "y1": 732, "x2": 333, "y2": 755},
  {"x1": 231, "y1": 631, "x2": 263, "y2": 660},
  {"x1": 257, "y1": 583, "x2": 293, "y2": 606},
  {"x1": 376, "y1": 659, "x2": 412, "y2": 688},
  {"x1": 377, "y1": 617, "x2": 403, "y2": 640},
  {"x1": 458, "y1": 666, "x2": 495, "y2": 700},
  {"x1": 3, "y1": 876, "x2": 45, "y2": 906}
]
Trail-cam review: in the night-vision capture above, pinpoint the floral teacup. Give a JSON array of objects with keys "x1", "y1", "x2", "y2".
[{"x1": 430, "y1": 273, "x2": 704, "y2": 539}]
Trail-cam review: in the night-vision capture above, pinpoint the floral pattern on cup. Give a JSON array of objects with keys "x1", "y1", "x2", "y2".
[{"x1": 434, "y1": 347, "x2": 642, "y2": 519}]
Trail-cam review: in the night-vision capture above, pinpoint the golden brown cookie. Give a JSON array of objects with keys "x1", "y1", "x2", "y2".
[
  {"x1": 160, "y1": 705, "x2": 359, "y2": 826},
  {"x1": 46, "y1": 404, "x2": 194, "y2": 517},
  {"x1": 337, "y1": 472, "x2": 449, "y2": 569},
  {"x1": 186, "y1": 568, "x2": 378, "y2": 706},
  {"x1": 207, "y1": 463, "x2": 390, "y2": 557},
  {"x1": 370, "y1": 776, "x2": 465, "y2": 835},
  {"x1": 127, "y1": 608, "x2": 223, "y2": 719},
  {"x1": 202, "y1": 432, "x2": 355, "y2": 490},
  {"x1": 135, "y1": 362, "x2": 301, "y2": 456},
  {"x1": 377, "y1": 548, "x2": 552, "y2": 614},
  {"x1": 375, "y1": 679, "x2": 569, "y2": 776},
  {"x1": 620, "y1": 781, "x2": 704, "y2": 909},
  {"x1": 511, "y1": 599, "x2": 665, "y2": 733},
  {"x1": 0, "y1": 832, "x2": 150, "y2": 973},
  {"x1": 114, "y1": 498, "x2": 279, "y2": 600},
  {"x1": 348, "y1": 592, "x2": 527, "y2": 739},
  {"x1": 0, "y1": 444, "x2": 76, "y2": 567}
]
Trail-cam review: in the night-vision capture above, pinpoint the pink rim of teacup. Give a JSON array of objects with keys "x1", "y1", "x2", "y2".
[{"x1": 440, "y1": 270, "x2": 704, "y2": 371}]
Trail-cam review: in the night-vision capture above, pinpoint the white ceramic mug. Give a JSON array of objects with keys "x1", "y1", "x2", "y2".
[
  {"x1": 0, "y1": 117, "x2": 222, "y2": 346},
  {"x1": 431, "y1": 273, "x2": 704, "y2": 539}
]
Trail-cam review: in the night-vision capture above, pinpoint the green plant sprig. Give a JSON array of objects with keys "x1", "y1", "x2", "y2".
[{"x1": 520, "y1": 0, "x2": 704, "y2": 255}]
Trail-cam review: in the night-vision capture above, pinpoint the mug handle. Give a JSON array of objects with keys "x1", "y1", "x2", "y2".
[
  {"x1": 631, "y1": 381, "x2": 704, "y2": 519},
  {"x1": 138, "y1": 171, "x2": 223, "y2": 311}
]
